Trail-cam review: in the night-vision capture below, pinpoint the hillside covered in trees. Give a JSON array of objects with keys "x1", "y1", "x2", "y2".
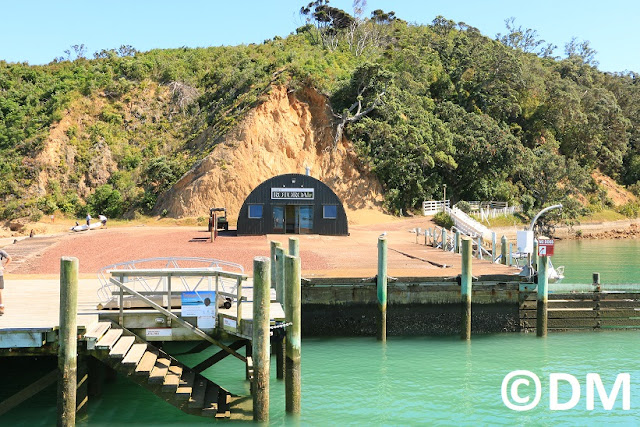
[{"x1": 1, "y1": 1, "x2": 639, "y2": 226}]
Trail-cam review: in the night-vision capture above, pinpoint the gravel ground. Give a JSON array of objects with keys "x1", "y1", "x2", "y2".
[{"x1": 4, "y1": 218, "x2": 520, "y2": 278}]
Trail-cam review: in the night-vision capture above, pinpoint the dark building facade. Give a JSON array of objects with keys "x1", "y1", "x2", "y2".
[{"x1": 237, "y1": 174, "x2": 348, "y2": 235}]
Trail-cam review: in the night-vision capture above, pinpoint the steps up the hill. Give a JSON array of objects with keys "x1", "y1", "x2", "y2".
[{"x1": 83, "y1": 321, "x2": 233, "y2": 419}]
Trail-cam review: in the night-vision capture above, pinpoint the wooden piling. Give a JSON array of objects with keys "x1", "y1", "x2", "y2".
[
  {"x1": 270, "y1": 241, "x2": 282, "y2": 292},
  {"x1": 508, "y1": 243, "x2": 513, "y2": 266},
  {"x1": 455, "y1": 230, "x2": 461, "y2": 254},
  {"x1": 537, "y1": 255, "x2": 549, "y2": 337},
  {"x1": 285, "y1": 254, "x2": 301, "y2": 414},
  {"x1": 275, "y1": 246, "x2": 286, "y2": 380},
  {"x1": 377, "y1": 236, "x2": 388, "y2": 341},
  {"x1": 252, "y1": 257, "x2": 270, "y2": 422},
  {"x1": 57, "y1": 257, "x2": 79, "y2": 427},
  {"x1": 289, "y1": 237, "x2": 299, "y2": 257},
  {"x1": 477, "y1": 236, "x2": 483, "y2": 259},
  {"x1": 501, "y1": 235, "x2": 507, "y2": 265},
  {"x1": 460, "y1": 238, "x2": 472, "y2": 340},
  {"x1": 532, "y1": 240, "x2": 539, "y2": 271},
  {"x1": 492, "y1": 232, "x2": 497, "y2": 263},
  {"x1": 416, "y1": 227, "x2": 421, "y2": 244},
  {"x1": 442, "y1": 229, "x2": 447, "y2": 251},
  {"x1": 593, "y1": 272, "x2": 601, "y2": 292}
]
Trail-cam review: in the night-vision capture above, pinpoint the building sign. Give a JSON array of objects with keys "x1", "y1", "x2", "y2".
[
  {"x1": 538, "y1": 239, "x2": 554, "y2": 256},
  {"x1": 271, "y1": 188, "x2": 315, "y2": 200}
]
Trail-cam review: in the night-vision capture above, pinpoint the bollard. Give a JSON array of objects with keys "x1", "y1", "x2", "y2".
[
  {"x1": 460, "y1": 238, "x2": 472, "y2": 340},
  {"x1": 442, "y1": 229, "x2": 448, "y2": 251},
  {"x1": 501, "y1": 236, "x2": 507, "y2": 265},
  {"x1": 285, "y1": 254, "x2": 301, "y2": 414},
  {"x1": 593, "y1": 272, "x2": 601, "y2": 292},
  {"x1": 252, "y1": 257, "x2": 271, "y2": 422},
  {"x1": 289, "y1": 237, "x2": 299, "y2": 258},
  {"x1": 377, "y1": 236, "x2": 388, "y2": 341},
  {"x1": 416, "y1": 227, "x2": 421, "y2": 244},
  {"x1": 270, "y1": 241, "x2": 281, "y2": 292},
  {"x1": 537, "y1": 256, "x2": 549, "y2": 337},
  {"x1": 492, "y1": 232, "x2": 497, "y2": 263},
  {"x1": 275, "y1": 246, "x2": 287, "y2": 380},
  {"x1": 57, "y1": 257, "x2": 79, "y2": 427},
  {"x1": 424, "y1": 228, "x2": 428, "y2": 246}
]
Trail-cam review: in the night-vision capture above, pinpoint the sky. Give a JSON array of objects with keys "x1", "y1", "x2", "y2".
[{"x1": 1, "y1": 0, "x2": 638, "y2": 73}]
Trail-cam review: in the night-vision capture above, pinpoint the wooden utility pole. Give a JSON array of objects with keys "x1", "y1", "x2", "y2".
[
  {"x1": 57, "y1": 257, "x2": 79, "y2": 427},
  {"x1": 252, "y1": 257, "x2": 270, "y2": 422}
]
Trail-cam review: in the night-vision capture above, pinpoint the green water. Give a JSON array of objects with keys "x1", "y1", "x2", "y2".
[
  {"x1": 6, "y1": 239, "x2": 640, "y2": 425},
  {"x1": 552, "y1": 239, "x2": 640, "y2": 286}
]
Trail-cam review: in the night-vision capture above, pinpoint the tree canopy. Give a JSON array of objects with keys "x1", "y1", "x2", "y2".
[{"x1": 0, "y1": 4, "x2": 638, "y2": 222}]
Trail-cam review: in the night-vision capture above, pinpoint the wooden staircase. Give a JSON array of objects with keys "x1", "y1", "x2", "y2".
[{"x1": 83, "y1": 321, "x2": 233, "y2": 418}]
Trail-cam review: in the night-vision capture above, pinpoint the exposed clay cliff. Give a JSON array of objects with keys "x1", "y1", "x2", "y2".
[{"x1": 154, "y1": 86, "x2": 384, "y2": 222}]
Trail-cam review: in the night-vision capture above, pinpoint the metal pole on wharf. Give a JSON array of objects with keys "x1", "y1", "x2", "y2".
[
  {"x1": 537, "y1": 255, "x2": 550, "y2": 337},
  {"x1": 377, "y1": 236, "x2": 388, "y2": 341},
  {"x1": 285, "y1": 254, "x2": 301, "y2": 414},
  {"x1": 252, "y1": 257, "x2": 271, "y2": 422},
  {"x1": 501, "y1": 235, "x2": 508, "y2": 265},
  {"x1": 275, "y1": 246, "x2": 287, "y2": 380},
  {"x1": 461, "y1": 238, "x2": 472, "y2": 340},
  {"x1": 57, "y1": 257, "x2": 79, "y2": 427}
]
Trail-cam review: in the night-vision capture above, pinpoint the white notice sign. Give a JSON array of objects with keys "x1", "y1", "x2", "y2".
[
  {"x1": 146, "y1": 328, "x2": 172, "y2": 338},
  {"x1": 197, "y1": 316, "x2": 216, "y2": 329},
  {"x1": 223, "y1": 317, "x2": 237, "y2": 329}
]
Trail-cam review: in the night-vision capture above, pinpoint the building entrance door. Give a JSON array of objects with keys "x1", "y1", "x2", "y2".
[
  {"x1": 273, "y1": 206, "x2": 284, "y2": 233},
  {"x1": 275, "y1": 205, "x2": 314, "y2": 234},
  {"x1": 285, "y1": 205, "x2": 296, "y2": 234}
]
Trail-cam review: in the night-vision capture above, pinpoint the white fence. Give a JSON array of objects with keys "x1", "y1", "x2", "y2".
[
  {"x1": 478, "y1": 205, "x2": 520, "y2": 222},
  {"x1": 423, "y1": 200, "x2": 450, "y2": 215},
  {"x1": 466, "y1": 201, "x2": 510, "y2": 212}
]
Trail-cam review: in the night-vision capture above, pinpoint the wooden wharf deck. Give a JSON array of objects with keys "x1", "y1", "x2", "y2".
[{"x1": 0, "y1": 267, "x2": 285, "y2": 421}]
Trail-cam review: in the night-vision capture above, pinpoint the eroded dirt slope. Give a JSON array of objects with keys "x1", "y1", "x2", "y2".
[{"x1": 154, "y1": 86, "x2": 384, "y2": 221}]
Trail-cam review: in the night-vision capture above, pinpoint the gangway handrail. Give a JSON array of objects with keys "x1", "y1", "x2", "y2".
[
  {"x1": 96, "y1": 257, "x2": 244, "y2": 304},
  {"x1": 108, "y1": 276, "x2": 246, "y2": 362}
]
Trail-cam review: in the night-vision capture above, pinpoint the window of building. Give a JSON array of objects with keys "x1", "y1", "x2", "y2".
[
  {"x1": 323, "y1": 205, "x2": 337, "y2": 219},
  {"x1": 248, "y1": 204, "x2": 263, "y2": 219}
]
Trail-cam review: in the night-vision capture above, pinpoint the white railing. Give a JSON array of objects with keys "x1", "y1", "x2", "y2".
[
  {"x1": 466, "y1": 201, "x2": 511, "y2": 212},
  {"x1": 423, "y1": 199, "x2": 450, "y2": 215},
  {"x1": 445, "y1": 206, "x2": 493, "y2": 239},
  {"x1": 97, "y1": 257, "x2": 244, "y2": 304},
  {"x1": 479, "y1": 205, "x2": 519, "y2": 222}
]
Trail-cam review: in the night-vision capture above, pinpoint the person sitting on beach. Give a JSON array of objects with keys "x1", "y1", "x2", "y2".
[{"x1": 98, "y1": 214, "x2": 107, "y2": 228}]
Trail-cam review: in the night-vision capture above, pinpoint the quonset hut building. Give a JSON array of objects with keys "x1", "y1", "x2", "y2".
[{"x1": 236, "y1": 173, "x2": 348, "y2": 236}]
